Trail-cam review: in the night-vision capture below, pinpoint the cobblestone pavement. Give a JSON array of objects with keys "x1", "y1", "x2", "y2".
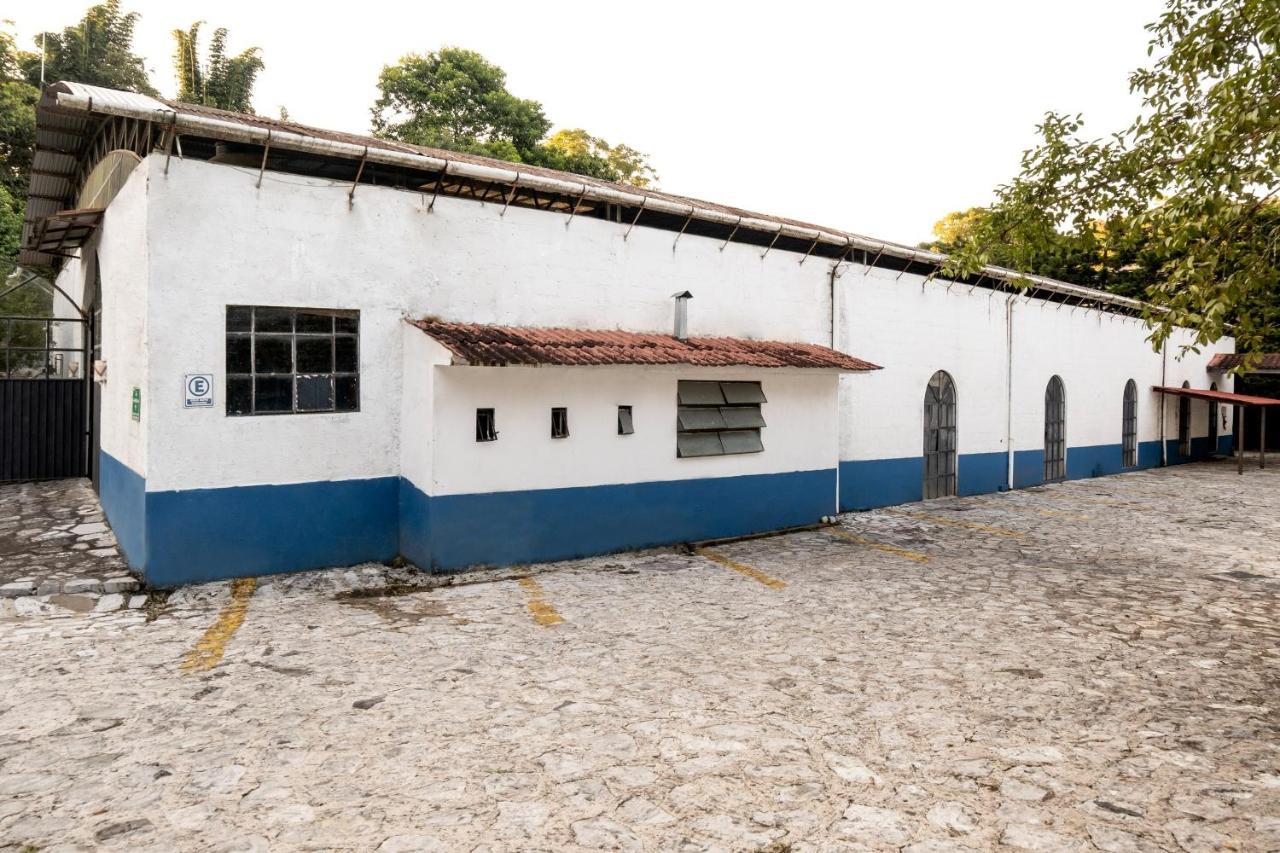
[
  {"x1": 0, "y1": 479, "x2": 134, "y2": 599},
  {"x1": 2, "y1": 459, "x2": 1278, "y2": 852}
]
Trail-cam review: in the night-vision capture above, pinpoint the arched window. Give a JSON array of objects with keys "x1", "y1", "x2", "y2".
[
  {"x1": 1044, "y1": 376, "x2": 1066, "y2": 482},
  {"x1": 1178, "y1": 380, "x2": 1192, "y2": 458},
  {"x1": 1122, "y1": 379, "x2": 1138, "y2": 468},
  {"x1": 1208, "y1": 382, "x2": 1219, "y2": 454},
  {"x1": 923, "y1": 370, "x2": 957, "y2": 499}
]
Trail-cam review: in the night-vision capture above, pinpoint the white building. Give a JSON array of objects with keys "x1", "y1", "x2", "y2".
[{"x1": 21, "y1": 83, "x2": 1236, "y2": 587}]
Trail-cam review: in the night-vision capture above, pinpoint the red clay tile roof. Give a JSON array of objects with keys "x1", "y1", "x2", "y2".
[
  {"x1": 409, "y1": 320, "x2": 881, "y2": 371},
  {"x1": 1208, "y1": 353, "x2": 1280, "y2": 371}
]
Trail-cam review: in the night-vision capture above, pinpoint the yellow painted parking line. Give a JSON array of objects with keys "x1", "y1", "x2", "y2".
[
  {"x1": 697, "y1": 548, "x2": 787, "y2": 589},
  {"x1": 518, "y1": 576, "x2": 564, "y2": 626},
  {"x1": 885, "y1": 508, "x2": 1024, "y2": 538},
  {"x1": 824, "y1": 528, "x2": 929, "y2": 563},
  {"x1": 180, "y1": 578, "x2": 257, "y2": 673}
]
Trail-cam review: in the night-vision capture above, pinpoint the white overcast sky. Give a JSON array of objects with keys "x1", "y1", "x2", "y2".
[{"x1": 11, "y1": 0, "x2": 1162, "y2": 244}]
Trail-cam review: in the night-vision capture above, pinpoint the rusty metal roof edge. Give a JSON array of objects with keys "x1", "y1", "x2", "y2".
[
  {"x1": 1152, "y1": 385, "x2": 1280, "y2": 406},
  {"x1": 27, "y1": 82, "x2": 1161, "y2": 318}
]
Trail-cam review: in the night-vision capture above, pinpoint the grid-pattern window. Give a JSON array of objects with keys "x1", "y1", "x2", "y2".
[
  {"x1": 551, "y1": 407, "x2": 569, "y2": 438},
  {"x1": 617, "y1": 405, "x2": 634, "y2": 435},
  {"x1": 676, "y1": 380, "x2": 766, "y2": 457},
  {"x1": 1122, "y1": 379, "x2": 1138, "y2": 467},
  {"x1": 0, "y1": 317, "x2": 85, "y2": 379},
  {"x1": 923, "y1": 370, "x2": 958, "y2": 499},
  {"x1": 1044, "y1": 375, "x2": 1066, "y2": 482},
  {"x1": 226, "y1": 306, "x2": 359, "y2": 416}
]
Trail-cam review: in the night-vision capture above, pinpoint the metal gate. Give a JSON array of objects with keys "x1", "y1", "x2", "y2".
[
  {"x1": 1044, "y1": 375, "x2": 1066, "y2": 482},
  {"x1": 0, "y1": 315, "x2": 90, "y2": 482},
  {"x1": 923, "y1": 370, "x2": 957, "y2": 499}
]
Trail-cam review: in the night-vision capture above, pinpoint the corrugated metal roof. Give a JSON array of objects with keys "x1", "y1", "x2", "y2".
[
  {"x1": 410, "y1": 319, "x2": 881, "y2": 371},
  {"x1": 9, "y1": 83, "x2": 1166, "y2": 320}
]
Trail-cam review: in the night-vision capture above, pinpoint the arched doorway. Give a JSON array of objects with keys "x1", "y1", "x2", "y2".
[
  {"x1": 1044, "y1": 376, "x2": 1066, "y2": 482},
  {"x1": 1208, "y1": 382, "x2": 1219, "y2": 455},
  {"x1": 1122, "y1": 379, "x2": 1138, "y2": 467},
  {"x1": 923, "y1": 370, "x2": 957, "y2": 499},
  {"x1": 1178, "y1": 380, "x2": 1192, "y2": 458}
]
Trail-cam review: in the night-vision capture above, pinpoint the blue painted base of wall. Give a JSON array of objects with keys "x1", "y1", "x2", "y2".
[
  {"x1": 839, "y1": 438, "x2": 1221, "y2": 511},
  {"x1": 99, "y1": 452, "x2": 146, "y2": 568},
  {"x1": 96, "y1": 430, "x2": 1236, "y2": 585},
  {"x1": 98, "y1": 452, "x2": 399, "y2": 586},
  {"x1": 97, "y1": 455, "x2": 836, "y2": 585},
  {"x1": 402, "y1": 468, "x2": 837, "y2": 572},
  {"x1": 145, "y1": 477, "x2": 399, "y2": 587}
]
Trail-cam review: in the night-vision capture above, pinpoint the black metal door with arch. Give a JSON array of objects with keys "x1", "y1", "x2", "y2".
[
  {"x1": 1044, "y1": 376, "x2": 1066, "y2": 482},
  {"x1": 923, "y1": 370, "x2": 957, "y2": 499}
]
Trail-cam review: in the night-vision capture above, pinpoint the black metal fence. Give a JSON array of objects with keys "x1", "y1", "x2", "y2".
[
  {"x1": 0, "y1": 312, "x2": 90, "y2": 483},
  {"x1": 0, "y1": 378, "x2": 88, "y2": 482}
]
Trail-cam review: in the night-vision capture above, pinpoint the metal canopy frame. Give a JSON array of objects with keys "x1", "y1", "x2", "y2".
[{"x1": 1153, "y1": 385, "x2": 1280, "y2": 473}]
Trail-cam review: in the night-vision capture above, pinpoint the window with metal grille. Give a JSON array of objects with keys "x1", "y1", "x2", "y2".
[
  {"x1": 923, "y1": 370, "x2": 957, "y2": 499},
  {"x1": 1044, "y1": 375, "x2": 1066, "y2": 482},
  {"x1": 1122, "y1": 379, "x2": 1138, "y2": 467},
  {"x1": 476, "y1": 408, "x2": 497, "y2": 441},
  {"x1": 676, "y1": 380, "x2": 765, "y2": 457},
  {"x1": 617, "y1": 405, "x2": 634, "y2": 435},
  {"x1": 225, "y1": 306, "x2": 359, "y2": 416},
  {"x1": 551, "y1": 407, "x2": 569, "y2": 438}
]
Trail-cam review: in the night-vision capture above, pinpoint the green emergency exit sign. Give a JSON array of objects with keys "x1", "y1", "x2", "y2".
[{"x1": 131, "y1": 386, "x2": 141, "y2": 421}]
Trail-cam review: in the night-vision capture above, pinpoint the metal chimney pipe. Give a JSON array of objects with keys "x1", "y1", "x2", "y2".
[{"x1": 672, "y1": 291, "x2": 692, "y2": 339}]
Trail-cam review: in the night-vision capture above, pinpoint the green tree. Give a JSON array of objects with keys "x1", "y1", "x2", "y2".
[
  {"x1": 944, "y1": 0, "x2": 1280, "y2": 360},
  {"x1": 372, "y1": 48, "x2": 550, "y2": 156},
  {"x1": 0, "y1": 184, "x2": 23, "y2": 262},
  {"x1": 20, "y1": 1, "x2": 156, "y2": 95},
  {"x1": 0, "y1": 24, "x2": 39, "y2": 206},
  {"x1": 372, "y1": 47, "x2": 658, "y2": 187},
  {"x1": 172, "y1": 22, "x2": 264, "y2": 113},
  {"x1": 539, "y1": 129, "x2": 657, "y2": 188}
]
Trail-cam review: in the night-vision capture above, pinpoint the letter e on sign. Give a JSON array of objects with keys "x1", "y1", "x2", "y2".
[{"x1": 185, "y1": 373, "x2": 214, "y2": 408}]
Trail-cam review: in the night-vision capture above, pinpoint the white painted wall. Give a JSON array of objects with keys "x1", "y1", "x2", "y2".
[
  {"x1": 838, "y1": 263, "x2": 1234, "y2": 464},
  {"x1": 140, "y1": 155, "x2": 836, "y2": 493},
  {"x1": 53, "y1": 159, "x2": 151, "y2": 475},
  {"x1": 838, "y1": 266, "x2": 1010, "y2": 461},
  {"x1": 426, "y1": 364, "x2": 839, "y2": 496},
  {"x1": 126, "y1": 152, "x2": 1236, "y2": 496},
  {"x1": 400, "y1": 325, "x2": 450, "y2": 489}
]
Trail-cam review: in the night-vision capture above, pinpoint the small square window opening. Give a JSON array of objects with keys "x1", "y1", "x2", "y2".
[
  {"x1": 617, "y1": 405, "x2": 634, "y2": 436},
  {"x1": 551, "y1": 407, "x2": 569, "y2": 439},
  {"x1": 476, "y1": 408, "x2": 497, "y2": 442}
]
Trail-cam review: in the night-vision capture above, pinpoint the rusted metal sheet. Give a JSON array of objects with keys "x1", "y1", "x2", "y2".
[
  {"x1": 1152, "y1": 385, "x2": 1280, "y2": 406},
  {"x1": 408, "y1": 319, "x2": 881, "y2": 371}
]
